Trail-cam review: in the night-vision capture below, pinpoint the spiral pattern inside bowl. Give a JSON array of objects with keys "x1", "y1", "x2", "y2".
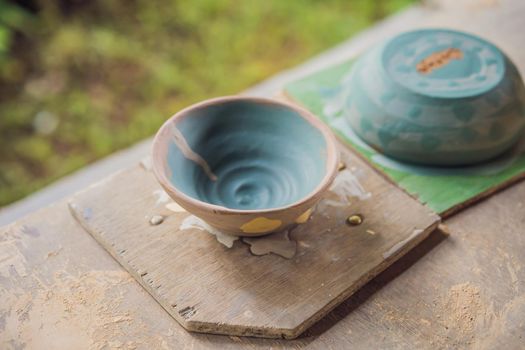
[{"x1": 166, "y1": 101, "x2": 328, "y2": 210}]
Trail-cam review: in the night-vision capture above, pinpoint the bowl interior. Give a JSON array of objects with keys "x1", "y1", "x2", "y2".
[{"x1": 163, "y1": 100, "x2": 329, "y2": 210}]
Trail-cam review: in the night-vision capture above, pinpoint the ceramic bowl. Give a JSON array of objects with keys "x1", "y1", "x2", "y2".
[
  {"x1": 344, "y1": 28, "x2": 525, "y2": 166},
  {"x1": 152, "y1": 96, "x2": 339, "y2": 236}
]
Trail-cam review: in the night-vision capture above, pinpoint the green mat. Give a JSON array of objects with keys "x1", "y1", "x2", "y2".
[{"x1": 284, "y1": 59, "x2": 525, "y2": 215}]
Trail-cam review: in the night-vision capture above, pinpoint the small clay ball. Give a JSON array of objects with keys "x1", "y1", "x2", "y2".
[{"x1": 149, "y1": 215, "x2": 164, "y2": 226}]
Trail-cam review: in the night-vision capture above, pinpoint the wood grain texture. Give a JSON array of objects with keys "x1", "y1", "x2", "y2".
[
  {"x1": 2, "y1": 178, "x2": 525, "y2": 348},
  {"x1": 67, "y1": 143, "x2": 439, "y2": 339}
]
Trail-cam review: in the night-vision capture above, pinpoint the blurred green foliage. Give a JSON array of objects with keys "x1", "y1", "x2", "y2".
[{"x1": 0, "y1": 0, "x2": 415, "y2": 206}]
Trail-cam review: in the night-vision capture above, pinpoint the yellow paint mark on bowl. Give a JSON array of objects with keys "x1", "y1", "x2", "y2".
[
  {"x1": 295, "y1": 208, "x2": 312, "y2": 224},
  {"x1": 241, "y1": 217, "x2": 282, "y2": 234}
]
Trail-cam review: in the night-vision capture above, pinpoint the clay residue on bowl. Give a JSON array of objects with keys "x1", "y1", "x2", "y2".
[
  {"x1": 171, "y1": 124, "x2": 217, "y2": 182},
  {"x1": 416, "y1": 47, "x2": 464, "y2": 74}
]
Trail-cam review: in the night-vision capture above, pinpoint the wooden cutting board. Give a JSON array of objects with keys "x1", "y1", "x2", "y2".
[{"x1": 68, "y1": 142, "x2": 440, "y2": 339}]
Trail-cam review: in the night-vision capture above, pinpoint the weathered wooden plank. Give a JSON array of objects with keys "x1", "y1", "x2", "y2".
[
  {"x1": 68, "y1": 143, "x2": 439, "y2": 339},
  {"x1": 2, "y1": 158, "x2": 524, "y2": 349}
]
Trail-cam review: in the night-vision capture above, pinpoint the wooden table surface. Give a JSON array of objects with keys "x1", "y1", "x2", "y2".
[{"x1": 2, "y1": 1, "x2": 525, "y2": 349}]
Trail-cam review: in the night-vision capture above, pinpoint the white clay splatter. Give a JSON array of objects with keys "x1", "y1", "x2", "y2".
[
  {"x1": 140, "y1": 156, "x2": 153, "y2": 171},
  {"x1": 330, "y1": 169, "x2": 371, "y2": 201},
  {"x1": 165, "y1": 202, "x2": 186, "y2": 213},
  {"x1": 242, "y1": 230, "x2": 297, "y2": 259},
  {"x1": 382, "y1": 229, "x2": 424, "y2": 259},
  {"x1": 318, "y1": 168, "x2": 371, "y2": 215},
  {"x1": 180, "y1": 215, "x2": 238, "y2": 248},
  {"x1": 152, "y1": 189, "x2": 171, "y2": 206},
  {"x1": 319, "y1": 199, "x2": 347, "y2": 208},
  {"x1": 172, "y1": 125, "x2": 217, "y2": 181}
]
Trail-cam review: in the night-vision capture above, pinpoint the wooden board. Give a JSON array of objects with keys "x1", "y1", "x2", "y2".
[
  {"x1": 283, "y1": 59, "x2": 525, "y2": 217},
  {"x1": 3, "y1": 1, "x2": 525, "y2": 348},
  {"x1": 67, "y1": 143, "x2": 439, "y2": 339},
  {"x1": 3, "y1": 166, "x2": 525, "y2": 349}
]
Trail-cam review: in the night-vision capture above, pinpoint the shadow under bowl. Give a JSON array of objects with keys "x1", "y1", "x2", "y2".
[{"x1": 152, "y1": 96, "x2": 339, "y2": 236}]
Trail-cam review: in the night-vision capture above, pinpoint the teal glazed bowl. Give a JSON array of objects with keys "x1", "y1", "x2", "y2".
[
  {"x1": 152, "y1": 96, "x2": 339, "y2": 236},
  {"x1": 344, "y1": 28, "x2": 525, "y2": 166}
]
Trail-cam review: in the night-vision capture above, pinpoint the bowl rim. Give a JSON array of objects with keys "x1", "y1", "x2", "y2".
[{"x1": 152, "y1": 95, "x2": 339, "y2": 215}]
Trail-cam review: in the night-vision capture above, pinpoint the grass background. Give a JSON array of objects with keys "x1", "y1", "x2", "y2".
[{"x1": 0, "y1": 0, "x2": 415, "y2": 206}]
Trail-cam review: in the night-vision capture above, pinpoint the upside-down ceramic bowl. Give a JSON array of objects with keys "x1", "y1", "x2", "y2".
[
  {"x1": 152, "y1": 96, "x2": 339, "y2": 236},
  {"x1": 344, "y1": 28, "x2": 525, "y2": 166}
]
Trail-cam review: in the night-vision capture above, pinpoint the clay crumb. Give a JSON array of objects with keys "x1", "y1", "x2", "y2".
[
  {"x1": 438, "y1": 223, "x2": 452, "y2": 235},
  {"x1": 149, "y1": 215, "x2": 164, "y2": 226},
  {"x1": 140, "y1": 156, "x2": 153, "y2": 171},
  {"x1": 46, "y1": 247, "x2": 63, "y2": 258}
]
